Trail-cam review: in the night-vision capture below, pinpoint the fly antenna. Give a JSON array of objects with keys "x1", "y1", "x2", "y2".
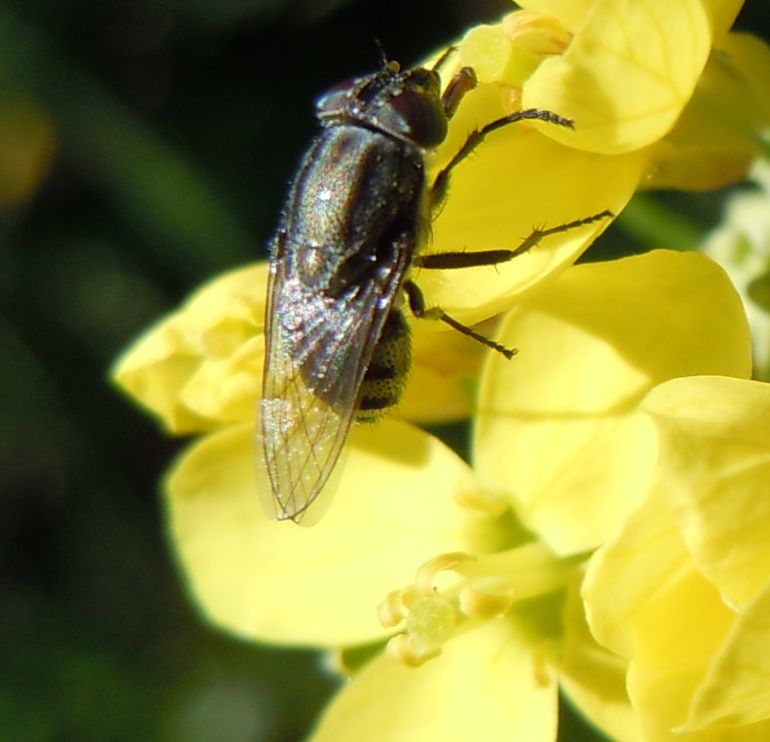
[{"x1": 373, "y1": 38, "x2": 393, "y2": 70}]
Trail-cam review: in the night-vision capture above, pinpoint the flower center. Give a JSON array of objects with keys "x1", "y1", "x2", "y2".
[{"x1": 378, "y1": 543, "x2": 579, "y2": 666}]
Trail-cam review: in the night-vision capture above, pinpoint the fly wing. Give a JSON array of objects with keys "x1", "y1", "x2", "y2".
[{"x1": 257, "y1": 238, "x2": 406, "y2": 525}]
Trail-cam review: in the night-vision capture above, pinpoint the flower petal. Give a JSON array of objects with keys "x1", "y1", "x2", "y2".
[
  {"x1": 584, "y1": 487, "x2": 690, "y2": 659},
  {"x1": 522, "y1": 0, "x2": 717, "y2": 153},
  {"x1": 460, "y1": 12, "x2": 572, "y2": 86},
  {"x1": 396, "y1": 322, "x2": 484, "y2": 423},
  {"x1": 642, "y1": 376, "x2": 770, "y2": 609},
  {"x1": 558, "y1": 578, "x2": 644, "y2": 742},
  {"x1": 584, "y1": 488, "x2": 736, "y2": 739},
  {"x1": 166, "y1": 418, "x2": 478, "y2": 646},
  {"x1": 645, "y1": 32, "x2": 770, "y2": 191},
  {"x1": 515, "y1": 1, "x2": 594, "y2": 34},
  {"x1": 720, "y1": 31, "x2": 770, "y2": 122},
  {"x1": 112, "y1": 264, "x2": 266, "y2": 433},
  {"x1": 475, "y1": 251, "x2": 751, "y2": 555},
  {"x1": 312, "y1": 620, "x2": 557, "y2": 742},
  {"x1": 423, "y1": 126, "x2": 645, "y2": 323},
  {"x1": 684, "y1": 581, "x2": 770, "y2": 730}
]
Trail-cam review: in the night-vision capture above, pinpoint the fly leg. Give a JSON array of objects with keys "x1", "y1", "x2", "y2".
[
  {"x1": 403, "y1": 280, "x2": 517, "y2": 360},
  {"x1": 430, "y1": 108, "x2": 575, "y2": 211},
  {"x1": 416, "y1": 62, "x2": 614, "y2": 357},
  {"x1": 409, "y1": 211, "x2": 614, "y2": 359},
  {"x1": 414, "y1": 210, "x2": 615, "y2": 271},
  {"x1": 431, "y1": 61, "x2": 576, "y2": 212}
]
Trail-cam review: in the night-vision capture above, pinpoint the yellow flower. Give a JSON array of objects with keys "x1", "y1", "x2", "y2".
[
  {"x1": 585, "y1": 375, "x2": 770, "y2": 739},
  {"x1": 160, "y1": 251, "x2": 749, "y2": 740},
  {"x1": 474, "y1": 251, "x2": 751, "y2": 556},
  {"x1": 400, "y1": 0, "x2": 769, "y2": 324},
  {"x1": 111, "y1": 1, "x2": 769, "y2": 738},
  {"x1": 517, "y1": 0, "x2": 768, "y2": 190},
  {"x1": 113, "y1": 0, "x2": 768, "y2": 442}
]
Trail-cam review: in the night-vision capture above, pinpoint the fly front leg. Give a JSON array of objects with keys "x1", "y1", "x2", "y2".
[
  {"x1": 430, "y1": 53, "x2": 576, "y2": 211},
  {"x1": 440, "y1": 66, "x2": 477, "y2": 120},
  {"x1": 430, "y1": 46, "x2": 477, "y2": 120},
  {"x1": 414, "y1": 210, "x2": 615, "y2": 270},
  {"x1": 430, "y1": 107, "x2": 576, "y2": 214},
  {"x1": 403, "y1": 280, "x2": 517, "y2": 360}
]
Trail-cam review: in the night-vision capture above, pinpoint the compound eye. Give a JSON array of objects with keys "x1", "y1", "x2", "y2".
[{"x1": 384, "y1": 89, "x2": 447, "y2": 147}]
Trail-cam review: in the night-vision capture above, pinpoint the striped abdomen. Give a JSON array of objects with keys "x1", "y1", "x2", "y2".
[{"x1": 356, "y1": 310, "x2": 411, "y2": 421}]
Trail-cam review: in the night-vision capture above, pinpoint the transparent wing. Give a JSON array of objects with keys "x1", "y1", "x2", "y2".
[{"x1": 256, "y1": 249, "x2": 401, "y2": 525}]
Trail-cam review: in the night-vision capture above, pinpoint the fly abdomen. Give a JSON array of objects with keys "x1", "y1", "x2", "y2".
[{"x1": 356, "y1": 310, "x2": 411, "y2": 421}]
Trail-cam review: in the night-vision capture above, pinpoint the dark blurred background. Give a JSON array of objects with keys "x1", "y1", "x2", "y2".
[{"x1": 1, "y1": 1, "x2": 768, "y2": 740}]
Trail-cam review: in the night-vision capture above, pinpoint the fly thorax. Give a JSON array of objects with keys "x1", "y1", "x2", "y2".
[{"x1": 295, "y1": 242, "x2": 328, "y2": 284}]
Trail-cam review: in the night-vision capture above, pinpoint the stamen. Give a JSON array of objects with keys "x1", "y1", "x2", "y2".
[
  {"x1": 452, "y1": 486, "x2": 509, "y2": 517},
  {"x1": 378, "y1": 588, "x2": 411, "y2": 628},
  {"x1": 454, "y1": 542, "x2": 571, "y2": 599},
  {"x1": 531, "y1": 644, "x2": 553, "y2": 688},
  {"x1": 414, "y1": 551, "x2": 474, "y2": 595},
  {"x1": 380, "y1": 542, "x2": 577, "y2": 666},
  {"x1": 386, "y1": 633, "x2": 441, "y2": 667},
  {"x1": 459, "y1": 586, "x2": 513, "y2": 618}
]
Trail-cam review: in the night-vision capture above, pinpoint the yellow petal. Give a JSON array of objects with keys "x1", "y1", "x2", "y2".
[
  {"x1": 522, "y1": 0, "x2": 714, "y2": 154},
  {"x1": 625, "y1": 568, "x2": 739, "y2": 741},
  {"x1": 558, "y1": 577, "x2": 644, "y2": 742},
  {"x1": 166, "y1": 418, "x2": 478, "y2": 647},
  {"x1": 460, "y1": 12, "x2": 571, "y2": 86},
  {"x1": 112, "y1": 264, "x2": 266, "y2": 433},
  {"x1": 177, "y1": 336, "x2": 262, "y2": 423},
  {"x1": 642, "y1": 376, "x2": 770, "y2": 609},
  {"x1": 720, "y1": 31, "x2": 770, "y2": 122},
  {"x1": 421, "y1": 15, "x2": 648, "y2": 323},
  {"x1": 584, "y1": 487, "x2": 690, "y2": 659},
  {"x1": 459, "y1": 24, "x2": 518, "y2": 84},
  {"x1": 684, "y1": 581, "x2": 770, "y2": 730},
  {"x1": 475, "y1": 251, "x2": 751, "y2": 555},
  {"x1": 586, "y1": 476, "x2": 770, "y2": 737},
  {"x1": 396, "y1": 321, "x2": 484, "y2": 423},
  {"x1": 645, "y1": 32, "x2": 770, "y2": 191},
  {"x1": 584, "y1": 488, "x2": 736, "y2": 739},
  {"x1": 422, "y1": 125, "x2": 645, "y2": 323},
  {"x1": 702, "y1": 0, "x2": 746, "y2": 47},
  {"x1": 515, "y1": 1, "x2": 595, "y2": 33},
  {"x1": 312, "y1": 620, "x2": 557, "y2": 742}
]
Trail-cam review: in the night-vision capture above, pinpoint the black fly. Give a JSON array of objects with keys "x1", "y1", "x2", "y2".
[{"x1": 257, "y1": 53, "x2": 612, "y2": 524}]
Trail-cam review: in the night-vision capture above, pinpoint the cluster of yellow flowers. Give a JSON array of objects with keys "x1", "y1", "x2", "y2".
[{"x1": 114, "y1": 1, "x2": 770, "y2": 739}]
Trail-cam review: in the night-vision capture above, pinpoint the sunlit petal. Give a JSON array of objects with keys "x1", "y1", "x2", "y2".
[
  {"x1": 643, "y1": 376, "x2": 770, "y2": 609},
  {"x1": 112, "y1": 264, "x2": 266, "y2": 433},
  {"x1": 523, "y1": 0, "x2": 716, "y2": 153},
  {"x1": 312, "y1": 619, "x2": 557, "y2": 742},
  {"x1": 166, "y1": 418, "x2": 477, "y2": 646},
  {"x1": 475, "y1": 251, "x2": 751, "y2": 555}
]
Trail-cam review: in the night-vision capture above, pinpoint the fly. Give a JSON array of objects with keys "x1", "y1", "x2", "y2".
[{"x1": 257, "y1": 51, "x2": 612, "y2": 524}]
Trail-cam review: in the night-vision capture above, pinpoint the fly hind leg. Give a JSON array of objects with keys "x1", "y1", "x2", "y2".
[{"x1": 403, "y1": 280, "x2": 517, "y2": 360}]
